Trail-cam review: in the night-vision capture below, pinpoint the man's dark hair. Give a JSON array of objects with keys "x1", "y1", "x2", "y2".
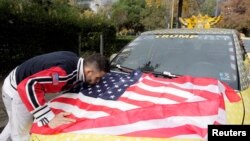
[{"x1": 84, "y1": 53, "x2": 110, "y2": 73}]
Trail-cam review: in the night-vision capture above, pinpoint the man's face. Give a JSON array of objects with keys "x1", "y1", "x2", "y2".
[{"x1": 84, "y1": 68, "x2": 106, "y2": 85}]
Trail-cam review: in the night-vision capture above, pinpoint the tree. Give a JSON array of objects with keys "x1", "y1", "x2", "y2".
[
  {"x1": 140, "y1": 5, "x2": 168, "y2": 30},
  {"x1": 0, "y1": 0, "x2": 117, "y2": 74},
  {"x1": 111, "y1": 0, "x2": 145, "y2": 33},
  {"x1": 219, "y1": 0, "x2": 250, "y2": 35},
  {"x1": 145, "y1": 0, "x2": 164, "y2": 8},
  {"x1": 145, "y1": 0, "x2": 154, "y2": 7},
  {"x1": 182, "y1": 0, "x2": 214, "y2": 17},
  {"x1": 199, "y1": 0, "x2": 216, "y2": 16}
]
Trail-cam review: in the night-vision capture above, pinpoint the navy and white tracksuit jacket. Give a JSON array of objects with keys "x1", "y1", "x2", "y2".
[{"x1": 10, "y1": 51, "x2": 84, "y2": 126}]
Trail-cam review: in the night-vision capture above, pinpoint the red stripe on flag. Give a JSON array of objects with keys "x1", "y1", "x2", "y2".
[
  {"x1": 126, "y1": 85, "x2": 187, "y2": 102},
  {"x1": 31, "y1": 98, "x2": 221, "y2": 135},
  {"x1": 222, "y1": 82, "x2": 241, "y2": 102},
  {"x1": 118, "y1": 97, "x2": 154, "y2": 107},
  {"x1": 123, "y1": 124, "x2": 207, "y2": 138},
  {"x1": 51, "y1": 97, "x2": 123, "y2": 114},
  {"x1": 143, "y1": 74, "x2": 240, "y2": 102},
  {"x1": 143, "y1": 74, "x2": 220, "y2": 86},
  {"x1": 140, "y1": 78, "x2": 225, "y2": 104}
]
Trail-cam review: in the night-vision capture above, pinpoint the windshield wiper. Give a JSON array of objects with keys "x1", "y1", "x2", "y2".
[
  {"x1": 143, "y1": 70, "x2": 180, "y2": 78},
  {"x1": 111, "y1": 64, "x2": 180, "y2": 78},
  {"x1": 111, "y1": 64, "x2": 134, "y2": 73}
]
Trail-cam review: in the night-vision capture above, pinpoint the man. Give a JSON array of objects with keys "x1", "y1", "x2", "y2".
[{"x1": 0, "y1": 51, "x2": 110, "y2": 141}]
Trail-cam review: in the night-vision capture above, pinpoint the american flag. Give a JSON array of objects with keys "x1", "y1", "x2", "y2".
[{"x1": 30, "y1": 70, "x2": 240, "y2": 140}]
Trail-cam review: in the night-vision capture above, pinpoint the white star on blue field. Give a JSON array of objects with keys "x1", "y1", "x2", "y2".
[{"x1": 80, "y1": 70, "x2": 142, "y2": 100}]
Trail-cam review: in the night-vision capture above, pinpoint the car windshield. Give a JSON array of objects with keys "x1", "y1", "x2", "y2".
[{"x1": 111, "y1": 34, "x2": 238, "y2": 89}]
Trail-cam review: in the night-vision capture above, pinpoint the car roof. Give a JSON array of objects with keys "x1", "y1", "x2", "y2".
[{"x1": 141, "y1": 28, "x2": 237, "y2": 35}]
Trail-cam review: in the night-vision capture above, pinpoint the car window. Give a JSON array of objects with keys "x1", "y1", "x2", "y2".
[{"x1": 112, "y1": 34, "x2": 238, "y2": 90}]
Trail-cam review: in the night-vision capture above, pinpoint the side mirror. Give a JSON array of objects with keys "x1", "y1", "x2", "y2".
[{"x1": 110, "y1": 53, "x2": 117, "y2": 62}]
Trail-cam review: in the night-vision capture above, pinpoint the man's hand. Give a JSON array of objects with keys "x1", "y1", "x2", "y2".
[{"x1": 48, "y1": 112, "x2": 76, "y2": 129}]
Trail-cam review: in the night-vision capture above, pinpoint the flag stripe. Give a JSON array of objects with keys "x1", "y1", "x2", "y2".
[
  {"x1": 141, "y1": 78, "x2": 222, "y2": 99},
  {"x1": 135, "y1": 82, "x2": 206, "y2": 100},
  {"x1": 143, "y1": 75, "x2": 222, "y2": 94},
  {"x1": 58, "y1": 93, "x2": 139, "y2": 110},
  {"x1": 51, "y1": 97, "x2": 124, "y2": 114},
  {"x1": 118, "y1": 97, "x2": 155, "y2": 107},
  {"x1": 121, "y1": 91, "x2": 179, "y2": 104},
  {"x1": 49, "y1": 102, "x2": 109, "y2": 118},
  {"x1": 143, "y1": 74, "x2": 220, "y2": 86},
  {"x1": 50, "y1": 95, "x2": 221, "y2": 119},
  {"x1": 70, "y1": 115, "x2": 217, "y2": 136},
  {"x1": 36, "y1": 98, "x2": 221, "y2": 135},
  {"x1": 123, "y1": 125, "x2": 208, "y2": 138},
  {"x1": 126, "y1": 86, "x2": 187, "y2": 102}
]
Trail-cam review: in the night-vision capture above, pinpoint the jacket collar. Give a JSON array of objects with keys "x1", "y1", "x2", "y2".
[{"x1": 77, "y1": 57, "x2": 85, "y2": 81}]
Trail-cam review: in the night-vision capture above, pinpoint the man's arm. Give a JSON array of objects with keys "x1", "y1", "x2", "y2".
[{"x1": 17, "y1": 66, "x2": 76, "y2": 127}]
